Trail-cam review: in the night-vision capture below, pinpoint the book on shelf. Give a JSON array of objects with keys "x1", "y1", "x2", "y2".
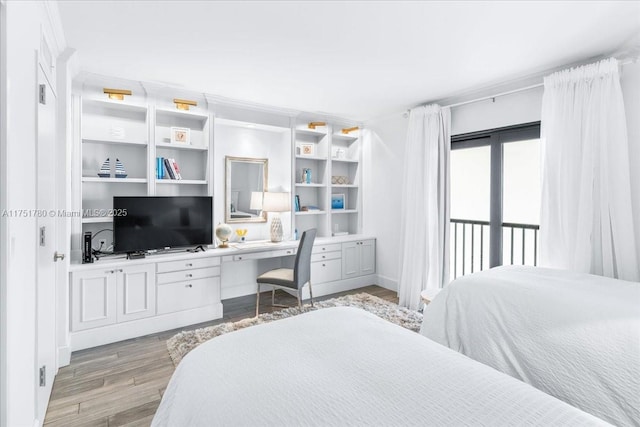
[
  {"x1": 162, "y1": 158, "x2": 182, "y2": 180},
  {"x1": 294, "y1": 195, "x2": 301, "y2": 212},
  {"x1": 156, "y1": 157, "x2": 165, "y2": 179},
  {"x1": 170, "y1": 158, "x2": 182, "y2": 180},
  {"x1": 301, "y1": 205, "x2": 320, "y2": 211}
]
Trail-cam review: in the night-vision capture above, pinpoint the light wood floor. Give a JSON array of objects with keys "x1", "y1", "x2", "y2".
[{"x1": 44, "y1": 285, "x2": 397, "y2": 427}]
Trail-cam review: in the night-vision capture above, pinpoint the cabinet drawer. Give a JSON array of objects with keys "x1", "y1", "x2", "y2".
[
  {"x1": 312, "y1": 243, "x2": 341, "y2": 254},
  {"x1": 157, "y1": 266, "x2": 220, "y2": 285},
  {"x1": 271, "y1": 248, "x2": 297, "y2": 258},
  {"x1": 157, "y1": 277, "x2": 221, "y2": 315},
  {"x1": 157, "y1": 256, "x2": 220, "y2": 273},
  {"x1": 311, "y1": 251, "x2": 341, "y2": 263},
  {"x1": 311, "y1": 258, "x2": 342, "y2": 284}
]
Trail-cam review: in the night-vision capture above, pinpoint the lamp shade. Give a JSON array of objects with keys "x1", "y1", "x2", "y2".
[
  {"x1": 250, "y1": 192, "x2": 264, "y2": 210},
  {"x1": 262, "y1": 192, "x2": 291, "y2": 213}
]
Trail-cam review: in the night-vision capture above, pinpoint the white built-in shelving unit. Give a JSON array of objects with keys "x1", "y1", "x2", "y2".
[
  {"x1": 71, "y1": 75, "x2": 362, "y2": 260},
  {"x1": 292, "y1": 122, "x2": 362, "y2": 238}
]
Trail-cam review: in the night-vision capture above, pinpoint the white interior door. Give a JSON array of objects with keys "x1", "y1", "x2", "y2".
[{"x1": 36, "y1": 64, "x2": 57, "y2": 423}]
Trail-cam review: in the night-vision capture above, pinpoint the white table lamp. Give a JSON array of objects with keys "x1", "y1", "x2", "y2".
[{"x1": 262, "y1": 192, "x2": 290, "y2": 242}]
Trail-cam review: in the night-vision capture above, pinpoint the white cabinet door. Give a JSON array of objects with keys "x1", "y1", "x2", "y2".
[
  {"x1": 359, "y1": 240, "x2": 376, "y2": 276},
  {"x1": 117, "y1": 264, "x2": 156, "y2": 322},
  {"x1": 71, "y1": 269, "x2": 117, "y2": 331},
  {"x1": 342, "y1": 240, "x2": 376, "y2": 279},
  {"x1": 342, "y1": 242, "x2": 360, "y2": 279}
]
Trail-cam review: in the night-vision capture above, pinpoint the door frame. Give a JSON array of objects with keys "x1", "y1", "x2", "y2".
[{"x1": 0, "y1": 0, "x2": 8, "y2": 425}]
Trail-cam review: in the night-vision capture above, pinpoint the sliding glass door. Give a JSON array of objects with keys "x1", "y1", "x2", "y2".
[{"x1": 450, "y1": 122, "x2": 540, "y2": 279}]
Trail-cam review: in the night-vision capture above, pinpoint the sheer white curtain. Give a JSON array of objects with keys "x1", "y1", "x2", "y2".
[
  {"x1": 398, "y1": 105, "x2": 451, "y2": 309},
  {"x1": 540, "y1": 58, "x2": 639, "y2": 281}
]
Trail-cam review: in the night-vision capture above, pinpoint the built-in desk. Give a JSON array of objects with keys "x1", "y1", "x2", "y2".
[{"x1": 65, "y1": 235, "x2": 376, "y2": 356}]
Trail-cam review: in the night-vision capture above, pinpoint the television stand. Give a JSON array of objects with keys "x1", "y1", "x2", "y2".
[{"x1": 126, "y1": 251, "x2": 146, "y2": 260}]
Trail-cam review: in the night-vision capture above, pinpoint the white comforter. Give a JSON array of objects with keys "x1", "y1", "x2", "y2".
[
  {"x1": 153, "y1": 306, "x2": 608, "y2": 426},
  {"x1": 422, "y1": 266, "x2": 640, "y2": 427}
]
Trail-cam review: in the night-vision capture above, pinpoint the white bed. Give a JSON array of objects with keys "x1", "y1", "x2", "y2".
[
  {"x1": 153, "y1": 306, "x2": 608, "y2": 426},
  {"x1": 422, "y1": 265, "x2": 640, "y2": 427}
]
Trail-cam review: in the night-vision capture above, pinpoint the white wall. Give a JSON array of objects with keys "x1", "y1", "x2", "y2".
[
  {"x1": 367, "y1": 61, "x2": 640, "y2": 290},
  {"x1": 450, "y1": 87, "x2": 543, "y2": 135},
  {"x1": 363, "y1": 113, "x2": 408, "y2": 291}
]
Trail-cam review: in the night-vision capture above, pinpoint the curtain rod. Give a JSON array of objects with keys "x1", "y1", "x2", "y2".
[
  {"x1": 444, "y1": 83, "x2": 543, "y2": 109},
  {"x1": 403, "y1": 56, "x2": 639, "y2": 115}
]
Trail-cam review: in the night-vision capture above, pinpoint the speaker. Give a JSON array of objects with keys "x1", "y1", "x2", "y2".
[{"x1": 83, "y1": 231, "x2": 93, "y2": 263}]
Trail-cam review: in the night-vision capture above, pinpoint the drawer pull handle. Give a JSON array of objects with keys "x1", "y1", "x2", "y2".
[
  {"x1": 322, "y1": 255, "x2": 326, "y2": 259},
  {"x1": 286, "y1": 251, "x2": 291, "y2": 254},
  {"x1": 105, "y1": 270, "x2": 114, "y2": 274},
  {"x1": 186, "y1": 263, "x2": 193, "y2": 267},
  {"x1": 185, "y1": 284, "x2": 193, "y2": 288},
  {"x1": 322, "y1": 248, "x2": 326, "y2": 251},
  {"x1": 238, "y1": 257, "x2": 242, "y2": 260},
  {"x1": 186, "y1": 273, "x2": 193, "y2": 278},
  {"x1": 322, "y1": 263, "x2": 326, "y2": 267}
]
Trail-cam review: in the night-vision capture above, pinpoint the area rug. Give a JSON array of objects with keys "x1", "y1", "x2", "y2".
[{"x1": 166, "y1": 293, "x2": 423, "y2": 366}]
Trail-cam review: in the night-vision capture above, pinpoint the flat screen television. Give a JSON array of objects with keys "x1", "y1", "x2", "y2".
[{"x1": 113, "y1": 196, "x2": 213, "y2": 253}]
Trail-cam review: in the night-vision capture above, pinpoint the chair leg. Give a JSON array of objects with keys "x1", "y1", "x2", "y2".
[
  {"x1": 297, "y1": 290, "x2": 302, "y2": 310},
  {"x1": 256, "y1": 282, "x2": 261, "y2": 317},
  {"x1": 272, "y1": 287, "x2": 275, "y2": 305},
  {"x1": 308, "y1": 281, "x2": 314, "y2": 307}
]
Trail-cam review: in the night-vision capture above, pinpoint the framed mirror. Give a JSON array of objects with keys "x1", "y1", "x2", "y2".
[{"x1": 225, "y1": 156, "x2": 268, "y2": 223}]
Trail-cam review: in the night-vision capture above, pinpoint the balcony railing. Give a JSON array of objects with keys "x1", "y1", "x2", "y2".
[{"x1": 450, "y1": 218, "x2": 539, "y2": 280}]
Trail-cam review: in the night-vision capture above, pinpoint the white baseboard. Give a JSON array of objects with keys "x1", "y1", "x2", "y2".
[
  {"x1": 376, "y1": 274, "x2": 398, "y2": 292},
  {"x1": 57, "y1": 345, "x2": 71, "y2": 367}
]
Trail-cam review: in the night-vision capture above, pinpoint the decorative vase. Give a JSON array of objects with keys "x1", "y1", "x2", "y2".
[
  {"x1": 270, "y1": 216, "x2": 284, "y2": 243},
  {"x1": 215, "y1": 223, "x2": 233, "y2": 248}
]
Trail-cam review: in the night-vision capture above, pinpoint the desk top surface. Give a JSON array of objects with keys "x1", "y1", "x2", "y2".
[{"x1": 70, "y1": 234, "x2": 375, "y2": 272}]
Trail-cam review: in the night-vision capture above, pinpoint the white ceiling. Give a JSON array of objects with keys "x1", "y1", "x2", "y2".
[{"x1": 57, "y1": 1, "x2": 640, "y2": 122}]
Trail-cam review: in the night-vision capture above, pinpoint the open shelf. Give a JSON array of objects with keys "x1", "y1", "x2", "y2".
[
  {"x1": 332, "y1": 209, "x2": 358, "y2": 214},
  {"x1": 82, "y1": 217, "x2": 114, "y2": 224},
  {"x1": 295, "y1": 128, "x2": 327, "y2": 137},
  {"x1": 331, "y1": 158, "x2": 359, "y2": 163},
  {"x1": 83, "y1": 98, "x2": 148, "y2": 114},
  {"x1": 295, "y1": 183, "x2": 325, "y2": 187},
  {"x1": 295, "y1": 155, "x2": 327, "y2": 161},
  {"x1": 295, "y1": 210, "x2": 326, "y2": 215},
  {"x1": 82, "y1": 177, "x2": 147, "y2": 184},
  {"x1": 156, "y1": 142, "x2": 208, "y2": 151},
  {"x1": 156, "y1": 108, "x2": 209, "y2": 123},
  {"x1": 332, "y1": 133, "x2": 358, "y2": 142},
  {"x1": 156, "y1": 179, "x2": 207, "y2": 185},
  {"x1": 83, "y1": 138, "x2": 147, "y2": 146}
]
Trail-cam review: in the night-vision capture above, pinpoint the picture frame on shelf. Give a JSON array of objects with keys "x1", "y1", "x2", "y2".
[
  {"x1": 331, "y1": 193, "x2": 345, "y2": 210},
  {"x1": 170, "y1": 126, "x2": 191, "y2": 144},
  {"x1": 299, "y1": 143, "x2": 315, "y2": 156}
]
